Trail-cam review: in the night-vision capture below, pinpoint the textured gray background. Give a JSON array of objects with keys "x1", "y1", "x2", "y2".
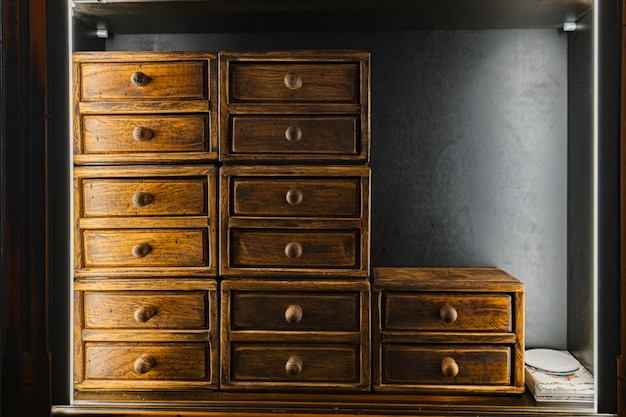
[{"x1": 107, "y1": 30, "x2": 574, "y2": 350}]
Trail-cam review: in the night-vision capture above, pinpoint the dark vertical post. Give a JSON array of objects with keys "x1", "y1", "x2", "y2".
[{"x1": 1, "y1": 0, "x2": 51, "y2": 415}]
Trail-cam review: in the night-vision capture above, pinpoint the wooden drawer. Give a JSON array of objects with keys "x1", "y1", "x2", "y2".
[
  {"x1": 80, "y1": 114, "x2": 210, "y2": 155},
  {"x1": 229, "y1": 343, "x2": 360, "y2": 383},
  {"x1": 229, "y1": 291, "x2": 360, "y2": 331},
  {"x1": 229, "y1": 116, "x2": 359, "y2": 156},
  {"x1": 230, "y1": 177, "x2": 361, "y2": 218},
  {"x1": 75, "y1": 165, "x2": 216, "y2": 218},
  {"x1": 382, "y1": 292, "x2": 512, "y2": 332},
  {"x1": 228, "y1": 63, "x2": 359, "y2": 103},
  {"x1": 78, "y1": 61, "x2": 208, "y2": 102},
  {"x1": 81, "y1": 229, "x2": 208, "y2": 268},
  {"x1": 381, "y1": 344, "x2": 512, "y2": 386},
  {"x1": 83, "y1": 291, "x2": 209, "y2": 329},
  {"x1": 222, "y1": 165, "x2": 368, "y2": 218},
  {"x1": 84, "y1": 342, "x2": 210, "y2": 380},
  {"x1": 229, "y1": 229, "x2": 358, "y2": 269},
  {"x1": 79, "y1": 178, "x2": 209, "y2": 218}
]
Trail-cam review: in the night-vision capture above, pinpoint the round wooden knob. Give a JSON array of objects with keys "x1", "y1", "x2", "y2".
[
  {"x1": 441, "y1": 357, "x2": 459, "y2": 378},
  {"x1": 285, "y1": 189, "x2": 303, "y2": 206},
  {"x1": 439, "y1": 303, "x2": 458, "y2": 324},
  {"x1": 132, "y1": 191, "x2": 154, "y2": 208},
  {"x1": 132, "y1": 243, "x2": 152, "y2": 258},
  {"x1": 284, "y1": 242, "x2": 303, "y2": 259},
  {"x1": 130, "y1": 71, "x2": 150, "y2": 87},
  {"x1": 285, "y1": 355, "x2": 303, "y2": 376},
  {"x1": 284, "y1": 126, "x2": 302, "y2": 142},
  {"x1": 283, "y1": 73, "x2": 302, "y2": 90},
  {"x1": 132, "y1": 126, "x2": 154, "y2": 142},
  {"x1": 134, "y1": 306, "x2": 156, "y2": 323},
  {"x1": 134, "y1": 353, "x2": 155, "y2": 374},
  {"x1": 284, "y1": 304, "x2": 303, "y2": 324}
]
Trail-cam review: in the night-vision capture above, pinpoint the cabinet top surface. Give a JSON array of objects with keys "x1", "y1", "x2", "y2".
[{"x1": 373, "y1": 267, "x2": 525, "y2": 292}]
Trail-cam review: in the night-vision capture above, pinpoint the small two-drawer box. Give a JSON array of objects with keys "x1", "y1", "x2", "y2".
[
  {"x1": 220, "y1": 165, "x2": 370, "y2": 277},
  {"x1": 219, "y1": 50, "x2": 370, "y2": 163},
  {"x1": 372, "y1": 267, "x2": 525, "y2": 394},
  {"x1": 73, "y1": 51, "x2": 218, "y2": 164},
  {"x1": 220, "y1": 279, "x2": 370, "y2": 391},
  {"x1": 74, "y1": 279, "x2": 219, "y2": 391},
  {"x1": 74, "y1": 165, "x2": 218, "y2": 277}
]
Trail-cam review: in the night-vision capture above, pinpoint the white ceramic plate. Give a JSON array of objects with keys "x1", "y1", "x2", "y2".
[{"x1": 525, "y1": 349, "x2": 580, "y2": 374}]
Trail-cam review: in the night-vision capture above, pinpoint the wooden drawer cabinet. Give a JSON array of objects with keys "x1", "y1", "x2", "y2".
[
  {"x1": 221, "y1": 279, "x2": 370, "y2": 391},
  {"x1": 74, "y1": 279, "x2": 219, "y2": 391},
  {"x1": 72, "y1": 52, "x2": 220, "y2": 396},
  {"x1": 74, "y1": 165, "x2": 218, "y2": 277},
  {"x1": 372, "y1": 267, "x2": 525, "y2": 394},
  {"x1": 220, "y1": 165, "x2": 370, "y2": 277},
  {"x1": 73, "y1": 51, "x2": 218, "y2": 164},
  {"x1": 219, "y1": 51, "x2": 370, "y2": 163}
]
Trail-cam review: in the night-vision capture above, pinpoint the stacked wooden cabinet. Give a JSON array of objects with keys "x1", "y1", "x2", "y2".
[
  {"x1": 72, "y1": 52, "x2": 221, "y2": 392},
  {"x1": 72, "y1": 50, "x2": 372, "y2": 394}
]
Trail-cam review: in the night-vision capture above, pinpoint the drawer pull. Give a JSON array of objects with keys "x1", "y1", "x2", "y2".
[
  {"x1": 441, "y1": 357, "x2": 459, "y2": 378},
  {"x1": 132, "y1": 126, "x2": 154, "y2": 142},
  {"x1": 284, "y1": 304, "x2": 303, "y2": 324},
  {"x1": 134, "y1": 306, "x2": 157, "y2": 323},
  {"x1": 132, "y1": 191, "x2": 154, "y2": 208},
  {"x1": 439, "y1": 303, "x2": 458, "y2": 324},
  {"x1": 284, "y1": 242, "x2": 303, "y2": 259},
  {"x1": 130, "y1": 71, "x2": 150, "y2": 87},
  {"x1": 285, "y1": 355, "x2": 303, "y2": 376},
  {"x1": 132, "y1": 243, "x2": 152, "y2": 258},
  {"x1": 285, "y1": 188, "x2": 303, "y2": 206},
  {"x1": 133, "y1": 353, "x2": 155, "y2": 374},
  {"x1": 284, "y1": 125, "x2": 303, "y2": 142},
  {"x1": 283, "y1": 73, "x2": 303, "y2": 90}
]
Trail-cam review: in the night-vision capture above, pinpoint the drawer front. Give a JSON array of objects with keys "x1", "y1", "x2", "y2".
[
  {"x1": 81, "y1": 115, "x2": 209, "y2": 154},
  {"x1": 383, "y1": 292, "x2": 512, "y2": 332},
  {"x1": 229, "y1": 230, "x2": 358, "y2": 268},
  {"x1": 230, "y1": 291, "x2": 360, "y2": 331},
  {"x1": 79, "y1": 61, "x2": 208, "y2": 101},
  {"x1": 230, "y1": 344, "x2": 359, "y2": 382},
  {"x1": 230, "y1": 116, "x2": 359, "y2": 155},
  {"x1": 231, "y1": 177, "x2": 360, "y2": 218},
  {"x1": 84, "y1": 343, "x2": 209, "y2": 380},
  {"x1": 229, "y1": 63, "x2": 359, "y2": 103},
  {"x1": 83, "y1": 291, "x2": 208, "y2": 329},
  {"x1": 382, "y1": 344, "x2": 511, "y2": 385},
  {"x1": 82, "y1": 229, "x2": 208, "y2": 267},
  {"x1": 81, "y1": 177, "x2": 208, "y2": 217}
]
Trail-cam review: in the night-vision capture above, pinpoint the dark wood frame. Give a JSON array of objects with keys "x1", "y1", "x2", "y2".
[
  {"x1": 1, "y1": 0, "x2": 50, "y2": 415},
  {"x1": 0, "y1": 0, "x2": 623, "y2": 416}
]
